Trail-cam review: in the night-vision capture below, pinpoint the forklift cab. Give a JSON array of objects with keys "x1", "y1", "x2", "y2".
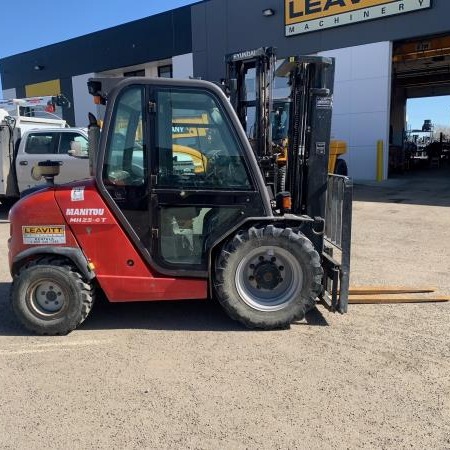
[{"x1": 90, "y1": 78, "x2": 269, "y2": 273}]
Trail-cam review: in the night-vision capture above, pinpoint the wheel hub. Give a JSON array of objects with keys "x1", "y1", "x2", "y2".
[
  {"x1": 253, "y1": 261, "x2": 283, "y2": 290},
  {"x1": 46, "y1": 290, "x2": 57, "y2": 302},
  {"x1": 235, "y1": 245, "x2": 303, "y2": 312},
  {"x1": 30, "y1": 280, "x2": 66, "y2": 315}
]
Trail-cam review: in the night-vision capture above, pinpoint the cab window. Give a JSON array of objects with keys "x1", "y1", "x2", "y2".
[
  {"x1": 103, "y1": 86, "x2": 146, "y2": 187},
  {"x1": 59, "y1": 133, "x2": 88, "y2": 157},
  {"x1": 156, "y1": 89, "x2": 252, "y2": 191},
  {"x1": 101, "y1": 85, "x2": 149, "y2": 244},
  {"x1": 25, "y1": 133, "x2": 57, "y2": 155}
]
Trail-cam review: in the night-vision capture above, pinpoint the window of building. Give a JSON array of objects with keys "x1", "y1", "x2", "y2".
[
  {"x1": 124, "y1": 69, "x2": 145, "y2": 77},
  {"x1": 158, "y1": 65, "x2": 173, "y2": 78}
]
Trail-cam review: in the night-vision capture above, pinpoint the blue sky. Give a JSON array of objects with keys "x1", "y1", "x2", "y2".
[
  {"x1": 0, "y1": 0, "x2": 449, "y2": 130},
  {"x1": 407, "y1": 96, "x2": 450, "y2": 131},
  {"x1": 0, "y1": 1, "x2": 199, "y2": 59},
  {"x1": 0, "y1": 0, "x2": 199, "y2": 94}
]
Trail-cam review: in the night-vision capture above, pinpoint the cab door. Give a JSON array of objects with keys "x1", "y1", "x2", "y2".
[
  {"x1": 151, "y1": 87, "x2": 265, "y2": 274},
  {"x1": 100, "y1": 85, "x2": 150, "y2": 248},
  {"x1": 16, "y1": 131, "x2": 59, "y2": 192}
]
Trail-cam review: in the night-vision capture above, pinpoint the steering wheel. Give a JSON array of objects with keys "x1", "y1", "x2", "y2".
[{"x1": 204, "y1": 150, "x2": 226, "y2": 184}]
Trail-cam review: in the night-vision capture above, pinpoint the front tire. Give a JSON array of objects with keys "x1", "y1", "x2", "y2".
[
  {"x1": 214, "y1": 226, "x2": 323, "y2": 329},
  {"x1": 10, "y1": 257, "x2": 95, "y2": 335}
]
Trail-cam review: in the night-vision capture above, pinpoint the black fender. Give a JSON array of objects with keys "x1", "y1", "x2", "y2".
[{"x1": 11, "y1": 246, "x2": 95, "y2": 281}]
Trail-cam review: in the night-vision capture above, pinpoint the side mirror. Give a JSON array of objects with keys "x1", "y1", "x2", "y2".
[
  {"x1": 31, "y1": 160, "x2": 61, "y2": 184},
  {"x1": 68, "y1": 141, "x2": 88, "y2": 158}
]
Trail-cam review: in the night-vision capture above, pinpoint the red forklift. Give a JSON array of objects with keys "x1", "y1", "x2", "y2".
[{"x1": 8, "y1": 55, "x2": 352, "y2": 334}]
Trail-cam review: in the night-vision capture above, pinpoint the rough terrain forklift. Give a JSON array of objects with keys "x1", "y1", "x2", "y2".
[{"x1": 8, "y1": 56, "x2": 352, "y2": 334}]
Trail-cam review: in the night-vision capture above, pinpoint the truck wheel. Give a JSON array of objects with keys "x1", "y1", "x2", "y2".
[
  {"x1": 10, "y1": 257, "x2": 95, "y2": 335},
  {"x1": 334, "y1": 158, "x2": 348, "y2": 176},
  {"x1": 214, "y1": 226, "x2": 323, "y2": 329}
]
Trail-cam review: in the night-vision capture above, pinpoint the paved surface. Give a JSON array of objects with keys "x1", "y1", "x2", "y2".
[{"x1": 0, "y1": 166, "x2": 449, "y2": 449}]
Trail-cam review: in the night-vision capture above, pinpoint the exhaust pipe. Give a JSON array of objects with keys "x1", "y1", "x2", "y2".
[{"x1": 87, "y1": 112, "x2": 100, "y2": 176}]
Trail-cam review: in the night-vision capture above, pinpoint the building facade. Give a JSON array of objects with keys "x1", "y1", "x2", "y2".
[{"x1": 2, "y1": 0, "x2": 450, "y2": 180}]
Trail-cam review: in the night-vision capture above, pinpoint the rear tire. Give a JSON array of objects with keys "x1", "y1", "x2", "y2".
[
  {"x1": 10, "y1": 257, "x2": 95, "y2": 335},
  {"x1": 214, "y1": 225, "x2": 323, "y2": 329}
]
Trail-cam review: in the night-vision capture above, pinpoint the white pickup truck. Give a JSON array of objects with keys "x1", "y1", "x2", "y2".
[{"x1": 0, "y1": 97, "x2": 90, "y2": 205}]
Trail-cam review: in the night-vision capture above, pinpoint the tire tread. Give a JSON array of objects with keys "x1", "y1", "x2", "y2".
[
  {"x1": 214, "y1": 225, "x2": 323, "y2": 329},
  {"x1": 10, "y1": 257, "x2": 95, "y2": 335}
]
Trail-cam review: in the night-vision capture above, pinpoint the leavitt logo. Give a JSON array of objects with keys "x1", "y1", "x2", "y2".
[{"x1": 285, "y1": 0, "x2": 431, "y2": 36}]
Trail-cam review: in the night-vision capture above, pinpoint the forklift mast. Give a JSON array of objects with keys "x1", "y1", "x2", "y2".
[
  {"x1": 225, "y1": 47, "x2": 276, "y2": 159},
  {"x1": 225, "y1": 49, "x2": 335, "y2": 219},
  {"x1": 276, "y1": 56, "x2": 334, "y2": 219}
]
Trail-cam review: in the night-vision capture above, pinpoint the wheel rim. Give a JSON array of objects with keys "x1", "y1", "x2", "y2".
[
  {"x1": 26, "y1": 279, "x2": 68, "y2": 319},
  {"x1": 235, "y1": 245, "x2": 303, "y2": 311}
]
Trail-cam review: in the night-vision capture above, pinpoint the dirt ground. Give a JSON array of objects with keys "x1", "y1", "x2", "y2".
[{"x1": 0, "y1": 167, "x2": 449, "y2": 449}]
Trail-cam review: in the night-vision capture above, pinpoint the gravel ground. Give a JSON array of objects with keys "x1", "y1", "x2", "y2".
[{"x1": 0, "y1": 167, "x2": 449, "y2": 449}]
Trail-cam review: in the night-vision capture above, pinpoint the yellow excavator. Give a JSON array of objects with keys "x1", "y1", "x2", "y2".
[{"x1": 171, "y1": 113, "x2": 209, "y2": 174}]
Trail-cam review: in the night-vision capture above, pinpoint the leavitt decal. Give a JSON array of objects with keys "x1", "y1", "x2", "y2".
[{"x1": 22, "y1": 226, "x2": 66, "y2": 245}]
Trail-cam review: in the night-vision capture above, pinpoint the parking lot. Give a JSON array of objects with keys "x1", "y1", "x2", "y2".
[{"x1": 0, "y1": 168, "x2": 449, "y2": 449}]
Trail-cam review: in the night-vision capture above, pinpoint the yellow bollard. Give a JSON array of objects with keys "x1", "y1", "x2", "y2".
[{"x1": 376, "y1": 140, "x2": 384, "y2": 182}]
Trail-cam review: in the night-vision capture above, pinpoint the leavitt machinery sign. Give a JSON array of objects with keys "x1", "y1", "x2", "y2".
[{"x1": 285, "y1": 0, "x2": 431, "y2": 36}]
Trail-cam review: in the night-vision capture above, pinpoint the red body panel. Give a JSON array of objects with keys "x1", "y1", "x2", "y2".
[
  {"x1": 8, "y1": 189, "x2": 80, "y2": 268},
  {"x1": 9, "y1": 181, "x2": 208, "y2": 302}
]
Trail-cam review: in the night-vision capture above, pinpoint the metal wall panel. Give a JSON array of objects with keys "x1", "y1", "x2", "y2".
[
  {"x1": 25, "y1": 79, "x2": 61, "y2": 97},
  {"x1": 192, "y1": 0, "x2": 450, "y2": 81}
]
